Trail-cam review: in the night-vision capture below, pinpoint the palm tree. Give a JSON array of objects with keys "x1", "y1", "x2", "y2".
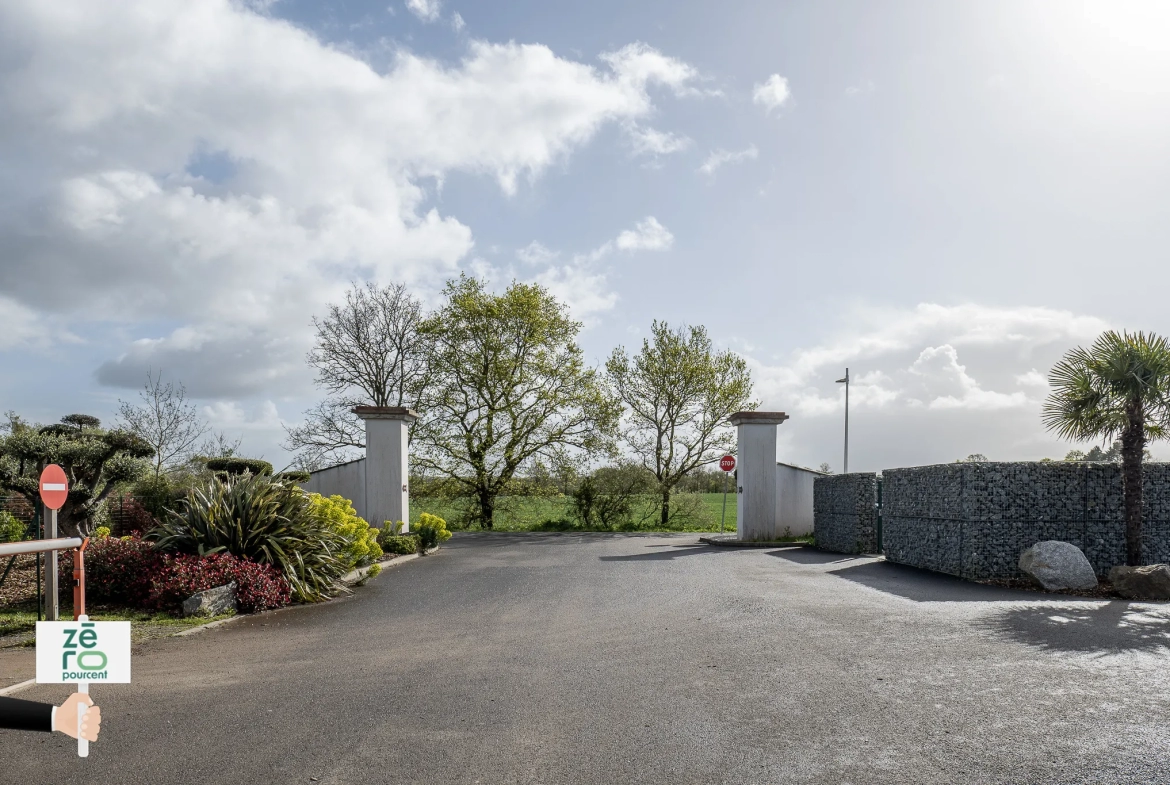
[{"x1": 1042, "y1": 331, "x2": 1170, "y2": 566}]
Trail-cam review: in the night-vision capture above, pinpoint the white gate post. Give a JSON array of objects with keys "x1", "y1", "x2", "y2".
[
  {"x1": 729, "y1": 411, "x2": 789, "y2": 541},
  {"x1": 353, "y1": 407, "x2": 418, "y2": 532}
]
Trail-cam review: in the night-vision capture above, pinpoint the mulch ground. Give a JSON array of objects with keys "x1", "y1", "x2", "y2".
[{"x1": 980, "y1": 577, "x2": 1135, "y2": 601}]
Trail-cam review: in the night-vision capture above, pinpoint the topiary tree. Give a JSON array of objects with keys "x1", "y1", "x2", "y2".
[
  {"x1": 204, "y1": 457, "x2": 274, "y2": 477},
  {"x1": 1043, "y1": 331, "x2": 1170, "y2": 566},
  {"x1": 0, "y1": 412, "x2": 154, "y2": 536}
]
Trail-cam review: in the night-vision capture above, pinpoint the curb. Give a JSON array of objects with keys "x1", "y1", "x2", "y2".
[
  {"x1": 0, "y1": 678, "x2": 36, "y2": 697},
  {"x1": 698, "y1": 536, "x2": 810, "y2": 548}
]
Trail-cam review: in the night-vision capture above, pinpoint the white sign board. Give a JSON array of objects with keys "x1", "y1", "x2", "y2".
[{"x1": 35, "y1": 621, "x2": 131, "y2": 684}]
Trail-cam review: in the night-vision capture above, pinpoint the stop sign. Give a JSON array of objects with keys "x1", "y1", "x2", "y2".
[
  {"x1": 718, "y1": 455, "x2": 736, "y2": 472},
  {"x1": 39, "y1": 464, "x2": 69, "y2": 510}
]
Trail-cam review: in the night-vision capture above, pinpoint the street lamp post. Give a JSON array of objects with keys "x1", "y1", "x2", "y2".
[{"x1": 835, "y1": 368, "x2": 850, "y2": 474}]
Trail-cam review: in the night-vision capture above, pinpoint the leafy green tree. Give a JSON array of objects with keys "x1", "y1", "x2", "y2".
[
  {"x1": 413, "y1": 276, "x2": 619, "y2": 528},
  {"x1": 606, "y1": 320, "x2": 756, "y2": 527},
  {"x1": 1063, "y1": 440, "x2": 1150, "y2": 463},
  {"x1": 1043, "y1": 331, "x2": 1170, "y2": 566},
  {"x1": 954, "y1": 453, "x2": 988, "y2": 463},
  {"x1": 0, "y1": 413, "x2": 153, "y2": 536}
]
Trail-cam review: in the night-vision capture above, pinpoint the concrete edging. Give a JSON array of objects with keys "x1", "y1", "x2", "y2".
[{"x1": 698, "y1": 536, "x2": 810, "y2": 549}]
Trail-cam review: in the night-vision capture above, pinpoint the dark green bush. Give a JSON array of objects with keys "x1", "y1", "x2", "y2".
[
  {"x1": 379, "y1": 534, "x2": 420, "y2": 555},
  {"x1": 274, "y1": 470, "x2": 311, "y2": 483},
  {"x1": 132, "y1": 474, "x2": 182, "y2": 521},
  {"x1": 148, "y1": 474, "x2": 346, "y2": 602},
  {"x1": 205, "y1": 458, "x2": 274, "y2": 477},
  {"x1": 572, "y1": 464, "x2": 654, "y2": 529}
]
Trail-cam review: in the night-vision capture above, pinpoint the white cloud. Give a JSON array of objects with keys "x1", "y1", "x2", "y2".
[
  {"x1": 451, "y1": 11, "x2": 465, "y2": 31},
  {"x1": 405, "y1": 0, "x2": 441, "y2": 22},
  {"x1": 742, "y1": 304, "x2": 1112, "y2": 468},
  {"x1": 752, "y1": 74, "x2": 791, "y2": 114},
  {"x1": 698, "y1": 145, "x2": 759, "y2": 176},
  {"x1": 0, "y1": 296, "x2": 73, "y2": 350},
  {"x1": 845, "y1": 79, "x2": 875, "y2": 98},
  {"x1": 503, "y1": 217, "x2": 674, "y2": 322},
  {"x1": 516, "y1": 241, "x2": 559, "y2": 266},
  {"x1": 0, "y1": 0, "x2": 699, "y2": 394},
  {"x1": 626, "y1": 124, "x2": 691, "y2": 156},
  {"x1": 615, "y1": 216, "x2": 673, "y2": 252}
]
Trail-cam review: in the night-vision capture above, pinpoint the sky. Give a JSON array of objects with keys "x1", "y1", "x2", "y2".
[{"x1": 2, "y1": 0, "x2": 1170, "y2": 472}]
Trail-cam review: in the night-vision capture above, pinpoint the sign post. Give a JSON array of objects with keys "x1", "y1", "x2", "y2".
[
  {"x1": 36, "y1": 616, "x2": 130, "y2": 758},
  {"x1": 718, "y1": 455, "x2": 736, "y2": 534},
  {"x1": 39, "y1": 464, "x2": 69, "y2": 621}
]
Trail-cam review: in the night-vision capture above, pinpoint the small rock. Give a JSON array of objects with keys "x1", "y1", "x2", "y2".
[
  {"x1": 1019, "y1": 541, "x2": 1097, "y2": 591},
  {"x1": 1109, "y1": 565, "x2": 1170, "y2": 600},
  {"x1": 181, "y1": 582, "x2": 238, "y2": 617}
]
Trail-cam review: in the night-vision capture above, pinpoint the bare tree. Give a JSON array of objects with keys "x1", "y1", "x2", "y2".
[
  {"x1": 117, "y1": 371, "x2": 208, "y2": 477},
  {"x1": 285, "y1": 281, "x2": 431, "y2": 468},
  {"x1": 606, "y1": 321, "x2": 756, "y2": 527}
]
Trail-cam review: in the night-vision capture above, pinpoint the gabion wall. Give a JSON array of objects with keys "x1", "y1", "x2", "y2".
[
  {"x1": 882, "y1": 462, "x2": 1170, "y2": 579},
  {"x1": 813, "y1": 473, "x2": 880, "y2": 554}
]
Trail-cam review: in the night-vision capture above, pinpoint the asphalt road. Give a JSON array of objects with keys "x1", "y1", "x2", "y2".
[{"x1": 2, "y1": 533, "x2": 1170, "y2": 784}]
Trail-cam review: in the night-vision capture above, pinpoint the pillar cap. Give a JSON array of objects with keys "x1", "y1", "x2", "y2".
[
  {"x1": 352, "y1": 406, "x2": 419, "y2": 422},
  {"x1": 729, "y1": 411, "x2": 789, "y2": 426}
]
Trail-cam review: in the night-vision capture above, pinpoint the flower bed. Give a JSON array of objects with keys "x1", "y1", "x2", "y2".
[{"x1": 85, "y1": 535, "x2": 290, "y2": 614}]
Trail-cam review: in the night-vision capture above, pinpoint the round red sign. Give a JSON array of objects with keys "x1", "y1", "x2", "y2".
[
  {"x1": 39, "y1": 464, "x2": 69, "y2": 510},
  {"x1": 719, "y1": 455, "x2": 736, "y2": 472}
]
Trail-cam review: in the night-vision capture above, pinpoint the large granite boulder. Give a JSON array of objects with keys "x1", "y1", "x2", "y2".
[
  {"x1": 1109, "y1": 565, "x2": 1170, "y2": 600},
  {"x1": 182, "y1": 582, "x2": 238, "y2": 617},
  {"x1": 1019, "y1": 541, "x2": 1097, "y2": 591}
]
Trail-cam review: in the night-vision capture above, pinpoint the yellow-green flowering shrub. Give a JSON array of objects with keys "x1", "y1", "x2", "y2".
[
  {"x1": 93, "y1": 526, "x2": 112, "y2": 539},
  {"x1": 306, "y1": 493, "x2": 383, "y2": 570},
  {"x1": 415, "y1": 513, "x2": 452, "y2": 552}
]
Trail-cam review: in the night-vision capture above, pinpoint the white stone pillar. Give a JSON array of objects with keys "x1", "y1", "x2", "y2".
[
  {"x1": 353, "y1": 407, "x2": 419, "y2": 532},
  {"x1": 729, "y1": 411, "x2": 790, "y2": 541}
]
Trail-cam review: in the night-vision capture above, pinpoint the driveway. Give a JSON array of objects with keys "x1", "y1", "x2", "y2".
[{"x1": 1, "y1": 533, "x2": 1168, "y2": 784}]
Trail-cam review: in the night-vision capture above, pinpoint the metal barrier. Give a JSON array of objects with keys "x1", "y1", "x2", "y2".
[{"x1": 0, "y1": 536, "x2": 90, "y2": 620}]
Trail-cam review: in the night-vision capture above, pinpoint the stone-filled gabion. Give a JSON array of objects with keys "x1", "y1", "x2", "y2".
[
  {"x1": 882, "y1": 462, "x2": 1170, "y2": 580},
  {"x1": 814, "y1": 473, "x2": 879, "y2": 554}
]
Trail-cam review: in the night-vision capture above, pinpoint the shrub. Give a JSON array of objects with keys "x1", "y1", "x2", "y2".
[
  {"x1": 204, "y1": 457, "x2": 274, "y2": 477},
  {"x1": 93, "y1": 526, "x2": 111, "y2": 539},
  {"x1": 85, "y1": 535, "x2": 166, "y2": 608},
  {"x1": 149, "y1": 474, "x2": 347, "y2": 603},
  {"x1": 306, "y1": 493, "x2": 382, "y2": 570},
  {"x1": 108, "y1": 495, "x2": 159, "y2": 536},
  {"x1": 379, "y1": 533, "x2": 420, "y2": 555},
  {"x1": 274, "y1": 470, "x2": 311, "y2": 483},
  {"x1": 84, "y1": 535, "x2": 290, "y2": 613},
  {"x1": 572, "y1": 464, "x2": 653, "y2": 529},
  {"x1": 132, "y1": 474, "x2": 181, "y2": 521},
  {"x1": 0, "y1": 511, "x2": 27, "y2": 543},
  {"x1": 415, "y1": 513, "x2": 451, "y2": 552}
]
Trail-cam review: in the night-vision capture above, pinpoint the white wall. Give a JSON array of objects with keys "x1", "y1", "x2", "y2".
[
  {"x1": 305, "y1": 458, "x2": 366, "y2": 519},
  {"x1": 775, "y1": 462, "x2": 821, "y2": 537}
]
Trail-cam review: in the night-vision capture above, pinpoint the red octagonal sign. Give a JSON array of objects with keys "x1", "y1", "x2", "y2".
[
  {"x1": 718, "y1": 455, "x2": 736, "y2": 472},
  {"x1": 39, "y1": 464, "x2": 69, "y2": 510}
]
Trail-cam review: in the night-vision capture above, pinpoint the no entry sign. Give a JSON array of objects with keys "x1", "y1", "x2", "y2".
[
  {"x1": 719, "y1": 455, "x2": 736, "y2": 472},
  {"x1": 39, "y1": 464, "x2": 69, "y2": 510}
]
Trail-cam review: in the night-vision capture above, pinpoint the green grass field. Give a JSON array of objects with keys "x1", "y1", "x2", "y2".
[{"x1": 409, "y1": 492, "x2": 743, "y2": 533}]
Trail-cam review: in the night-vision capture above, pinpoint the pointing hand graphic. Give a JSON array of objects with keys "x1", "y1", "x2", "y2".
[{"x1": 54, "y1": 693, "x2": 101, "y2": 742}]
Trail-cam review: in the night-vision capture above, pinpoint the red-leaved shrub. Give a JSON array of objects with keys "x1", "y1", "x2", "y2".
[{"x1": 83, "y1": 536, "x2": 290, "y2": 613}]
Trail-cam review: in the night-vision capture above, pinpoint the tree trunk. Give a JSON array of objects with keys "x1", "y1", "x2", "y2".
[
  {"x1": 1121, "y1": 401, "x2": 1146, "y2": 567},
  {"x1": 479, "y1": 490, "x2": 495, "y2": 530},
  {"x1": 660, "y1": 487, "x2": 670, "y2": 528}
]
